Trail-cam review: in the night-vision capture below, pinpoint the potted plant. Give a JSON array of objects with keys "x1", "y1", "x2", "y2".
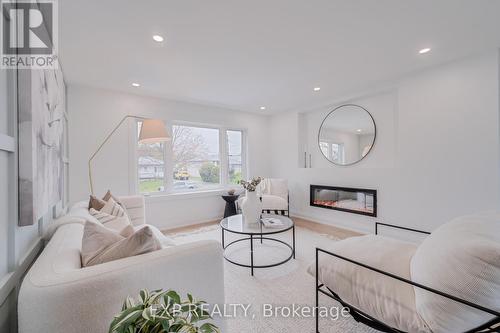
[{"x1": 109, "y1": 289, "x2": 220, "y2": 333}]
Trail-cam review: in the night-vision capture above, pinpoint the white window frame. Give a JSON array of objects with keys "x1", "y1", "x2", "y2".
[
  {"x1": 133, "y1": 119, "x2": 247, "y2": 195},
  {"x1": 319, "y1": 140, "x2": 345, "y2": 163}
]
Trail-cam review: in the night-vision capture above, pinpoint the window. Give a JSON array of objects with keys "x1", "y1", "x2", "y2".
[
  {"x1": 319, "y1": 142, "x2": 329, "y2": 158},
  {"x1": 172, "y1": 125, "x2": 220, "y2": 192},
  {"x1": 137, "y1": 122, "x2": 245, "y2": 194},
  {"x1": 319, "y1": 141, "x2": 345, "y2": 163},
  {"x1": 227, "y1": 130, "x2": 243, "y2": 185},
  {"x1": 137, "y1": 122, "x2": 166, "y2": 193},
  {"x1": 331, "y1": 143, "x2": 343, "y2": 163}
]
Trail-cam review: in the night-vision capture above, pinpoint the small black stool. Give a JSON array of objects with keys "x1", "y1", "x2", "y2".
[{"x1": 221, "y1": 194, "x2": 239, "y2": 218}]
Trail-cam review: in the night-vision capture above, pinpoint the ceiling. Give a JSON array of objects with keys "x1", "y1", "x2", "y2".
[{"x1": 59, "y1": 0, "x2": 500, "y2": 114}]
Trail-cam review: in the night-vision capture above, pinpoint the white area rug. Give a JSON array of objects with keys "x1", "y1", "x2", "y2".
[{"x1": 170, "y1": 225, "x2": 376, "y2": 333}]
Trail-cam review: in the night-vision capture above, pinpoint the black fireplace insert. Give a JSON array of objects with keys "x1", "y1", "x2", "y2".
[{"x1": 310, "y1": 185, "x2": 377, "y2": 217}]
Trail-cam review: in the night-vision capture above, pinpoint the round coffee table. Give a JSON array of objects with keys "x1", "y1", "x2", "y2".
[{"x1": 220, "y1": 214, "x2": 295, "y2": 276}]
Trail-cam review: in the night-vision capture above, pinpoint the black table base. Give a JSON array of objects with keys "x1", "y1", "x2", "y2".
[
  {"x1": 221, "y1": 226, "x2": 295, "y2": 276},
  {"x1": 221, "y1": 195, "x2": 239, "y2": 218}
]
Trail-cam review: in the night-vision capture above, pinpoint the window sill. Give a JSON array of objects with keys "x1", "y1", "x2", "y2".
[{"x1": 143, "y1": 188, "x2": 243, "y2": 203}]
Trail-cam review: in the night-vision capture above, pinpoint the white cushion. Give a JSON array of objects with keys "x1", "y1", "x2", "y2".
[
  {"x1": 269, "y1": 178, "x2": 288, "y2": 200},
  {"x1": 119, "y1": 195, "x2": 146, "y2": 226},
  {"x1": 81, "y1": 221, "x2": 125, "y2": 266},
  {"x1": 81, "y1": 222, "x2": 163, "y2": 267},
  {"x1": 308, "y1": 235, "x2": 430, "y2": 332},
  {"x1": 258, "y1": 178, "x2": 288, "y2": 200},
  {"x1": 135, "y1": 224, "x2": 176, "y2": 248},
  {"x1": 100, "y1": 197, "x2": 127, "y2": 217},
  {"x1": 89, "y1": 208, "x2": 131, "y2": 233},
  {"x1": 261, "y1": 195, "x2": 288, "y2": 210},
  {"x1": 410, "y1": 213, "x2": 500, "y2": 333},
  {"x1": 43, "y1": 204, "x2": 99, "y2": 240}
]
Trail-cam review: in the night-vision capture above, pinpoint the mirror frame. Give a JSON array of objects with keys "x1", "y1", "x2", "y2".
[{"x1": 318, "y1": 103, "x2": 377, "y2": 166}]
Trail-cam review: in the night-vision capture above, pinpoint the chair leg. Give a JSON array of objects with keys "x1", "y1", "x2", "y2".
[{"x1": 316, "y1": 248, "x2": 319, "y2": 333}]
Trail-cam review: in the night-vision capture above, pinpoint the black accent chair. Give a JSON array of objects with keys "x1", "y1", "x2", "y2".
[{"x1": 314, "y1": 222, "x2": 500, "y2": 333}]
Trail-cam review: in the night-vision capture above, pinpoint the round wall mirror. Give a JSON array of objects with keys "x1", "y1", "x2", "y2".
[{"x1": 318, "y1": 104, "x2": 376, "y2": 166}]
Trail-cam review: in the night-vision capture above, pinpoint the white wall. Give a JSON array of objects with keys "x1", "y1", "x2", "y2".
[
  {"x1": 0, "y1": 69, "x2": 45, "y2": 332},
  {"x1": 271, "y1": 51, "x2": 500, "y2": 234},
  {"x1": 68, "y1": 85, "x2": 272, "y2": 229}
]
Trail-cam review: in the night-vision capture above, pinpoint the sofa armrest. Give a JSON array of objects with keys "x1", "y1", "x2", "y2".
[
  {"x1": 119, "y1": 195, "x2": 146, "y2": 225},
  {"x1": 19, "y1": 240, "x2": 225, "y2": 333}
]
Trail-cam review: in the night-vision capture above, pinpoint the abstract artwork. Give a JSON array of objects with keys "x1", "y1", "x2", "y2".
[{"x1": 18, "y1": 67, "x2": 66, "y2": 226}]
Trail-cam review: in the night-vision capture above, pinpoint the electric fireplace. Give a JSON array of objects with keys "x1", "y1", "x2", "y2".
[{"x1": 310, "y1": 185, "x2": 377, "y2": 217}]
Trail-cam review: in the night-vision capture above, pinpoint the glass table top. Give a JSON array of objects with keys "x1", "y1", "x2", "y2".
[{"x1": 220, "y1": 214, "x2": 294, "y2": 235}]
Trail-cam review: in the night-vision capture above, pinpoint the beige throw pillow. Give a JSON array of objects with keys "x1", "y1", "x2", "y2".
[
  {"x1": 410, "y1": 213, "x2": 500, "y2": 333},
  {"x1": 89, "y1": 208, "x2": 131, "y2": 234},
  {"x1": 102, "y1": 190, "x2": 121, "y2": 204},
  {"x1": 88, "y1": 190, "x2": 123, "y2": 211},
  {"x1": 100, "y1": 197, "x2": 127, "y2": 218},
  {"x1": 81, "y1": 221, "x2": 124, "y2": 267},
  {"x1": 88, "y1": 195, "x2": 106, "y2": 210},
  {"x1": 81, "y1": 222, "x2": 162, "y2": 267}
]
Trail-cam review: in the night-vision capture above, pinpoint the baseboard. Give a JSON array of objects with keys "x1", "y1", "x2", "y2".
[
  {"x1": 290, "y1": 211, "x2": 373, "y2": 235},
  {"x1": 0, "y1": 237, "x2": 43, "y2": 306},
  {"x1": 159, "y1": 216, "x2": 224, "y2": 233}
]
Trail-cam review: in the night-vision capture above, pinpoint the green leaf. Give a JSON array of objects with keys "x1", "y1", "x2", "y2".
[
  {"x1": 200, "y1": 323, "x2": 220, "y2": 333},
  {"x1": 109, "y1": 306, "x2": 143, "y2": 332},
  {"x1": 164, "y1": 290, "x2": 181, "y2": 306},
  {"x1": 111, "y1": 289, "x2": 219, "y2": 333},
  {"x1": 139, "y1": 289, "x2": 149, "y2": 303},
  {"x1": 142, "y1": 306, "x2": 160, "y2": 321}
]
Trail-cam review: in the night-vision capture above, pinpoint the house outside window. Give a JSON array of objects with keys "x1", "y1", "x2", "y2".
[{"x1": 137, "y1": 121, "x2": 246, "y2": 194}]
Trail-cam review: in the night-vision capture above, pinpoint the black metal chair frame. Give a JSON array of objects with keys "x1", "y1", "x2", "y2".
[
  {"x1": 315, "y1": 222, "x2": 500, "y2": 333},
  {"x1": 236, "y1": 192, "x2": 290, "y2": 217}
]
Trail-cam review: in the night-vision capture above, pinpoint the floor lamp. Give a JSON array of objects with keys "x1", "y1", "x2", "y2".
[{"x1": 88, "y1": 116, "x2": 170, "y2": 195}]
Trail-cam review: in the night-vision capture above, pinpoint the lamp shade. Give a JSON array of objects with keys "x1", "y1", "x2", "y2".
[{"x1": 138, "y1": 119, "x2": 170, "y2": 144}]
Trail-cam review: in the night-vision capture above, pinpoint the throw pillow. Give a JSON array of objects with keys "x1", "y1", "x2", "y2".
[
  {"x1": 89, "y1": 207, "x2": 131, "y2": 233},
  {"x1": 88, "y1": 195, "x2": 106, "y2": 210},
  {"x1": 88, "y1": 190, "x2": 123, "y2": 211},
  {"x1": 102, "y1": 190, "x2": 121, "y2": 204},
  {"x1": 410, "y1": 213, "x2": 500, "y2": 333},
  {"x1": 119, "y1": 225, "x2": 135, "y2": 238},
  {"x1": 81, "y1": 222, "x2": 162, "y2": 267},
  {"x1": 100, "y1": 197, "x2": 127, "y2": 218},
  {"x1": 81, "y1": 221, "x2": 124, "y2": 267}
]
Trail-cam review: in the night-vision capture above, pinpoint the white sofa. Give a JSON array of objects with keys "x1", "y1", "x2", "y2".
[{"x1": 18, "y1": 196, "x2": 225, "y2": 333}]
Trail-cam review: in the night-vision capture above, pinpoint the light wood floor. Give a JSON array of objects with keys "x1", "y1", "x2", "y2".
[{"x1": 164, "y1": 215, "x2": 362, "y2": 240}]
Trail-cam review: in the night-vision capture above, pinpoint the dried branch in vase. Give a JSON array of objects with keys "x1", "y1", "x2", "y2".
[{"x1": 239, "y1": 176, "x2": 262, "y2": 192}]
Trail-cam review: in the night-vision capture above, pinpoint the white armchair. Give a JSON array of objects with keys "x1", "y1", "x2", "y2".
[
  {"x1": 237, "y1": 178, "x2": 289, "y2": 216},
  {"x1": 310, "y1": 214, "x2": 500, "y2": 333}
]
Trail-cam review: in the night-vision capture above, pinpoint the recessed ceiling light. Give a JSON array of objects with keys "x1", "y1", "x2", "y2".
[
  {"x1": 132, "y1": 82, "x2": 140, "y2": 87},
  {"x1": 419, "y1": 48, "x2": 431, "y2": 54},
  {"x1": 313, "y1": 87, "x2": 321, "y2": 92},
  {"x1": 152, "y1": 35, "x2": 164, "y2": 42},
  {"x1": 356, "y1": 129, "x2": 362, "y2": 132},
  {"x1": 260, "y1": 106, "x2": 266, "y2": 110}
]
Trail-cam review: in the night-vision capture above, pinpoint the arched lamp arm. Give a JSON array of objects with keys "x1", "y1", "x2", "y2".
[{"x1": 88, "y1": 115, "x2": 147, "y2": 195}]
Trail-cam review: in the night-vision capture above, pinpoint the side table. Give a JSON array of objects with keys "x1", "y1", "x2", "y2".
[{"x1": 221, "y1": 194, "x2": 239, "y2": 218}]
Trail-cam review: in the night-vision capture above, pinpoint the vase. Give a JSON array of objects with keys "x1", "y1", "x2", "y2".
[{"x1": 241, "y1": 190, "x2": 262, "y2": 226}]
